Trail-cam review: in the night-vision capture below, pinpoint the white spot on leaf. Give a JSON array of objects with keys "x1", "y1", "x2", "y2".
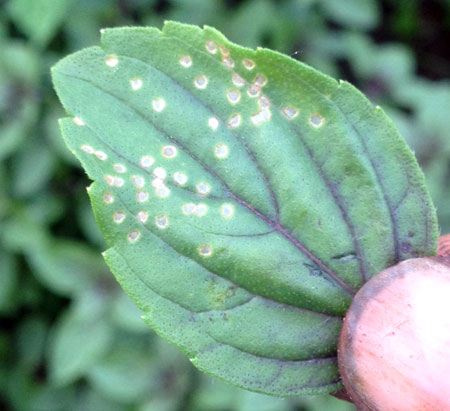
[
  {"x1": 247, "y1": 84, "x2": 261, "y2": 98},
  {"x1": 73, "y1": 117, "x2": 85, "y2": 126},
  {"x1": 194, "y1": 75, "x2": 208, "y2": 89},
  {"x1": 162, "y1": 145, "x2": 177, "y2": 159},
  {"x1": 254, "y1": 74, "x2": 267, "y2": 86},
  {"x1": 105, "y1": 175, "x2": 124, "y2": 187},
  {"x1": 220, "y1": 204, "x2": 234, "y2": 219},
  {"x1": 128, "y1": 230, "x2": 140, "y2": 242},
  {"x1": 155, "y1": 214, "x2": 168, "y2": 229},
  {"x1": 195, "y1": 203, "x2": 208, "y2": 217},
  {"x1": 152, "y1": 98, "x2": 166, "y2": 112},
  {"x1": 103, "y1": 192, "x2": 114, "y2": 204},
  {"x1": 208, "y1": 117, "x2": 219, "y2": 130},
  {"x1": 214, "y1": 143, "x2": 229, "y2": 159},
  {"x1": 130, "y1": 78, "x2": 142, "y2": 90},
  {"x1": 179, "y1": 55, "x2": 192, "y2": 68},
  {"x1": 113, "y1": 211, "x2": 126, "y2": 224},
  {"x1": 152, "y1": 177, "x2": 165, "y2": 188},
  {"x1": 242, "y1": 58, "x2": 255, "y2": 70},
  {"x1": 309, "y1": 113, "x2": 324, "y2": 128},
  {"x1": 95, "y1": 151, "x2": 107, "y2": 161},
  {"x1": 137, "y1": 191, "x2": 149, "y2": 202},
  {"x1": 105, "y1": 54, "x2": 119, "y2": 67},
  {"x1": 132, "y1": 176, "x2": 145, "y2": 189},
  {"x1": 136, "y1": 211, "x2": 148, "y2": 223},
  {"x1": 222, "y1": 56, "x2": 234, "y2": 69},
  {"x1": 198, "y1": 244, "x2": 212, "y2": 257},
  {"x1": 173, "y1": 172, "x2": 187, "y2": 185},
  {"x1": 219, "y1": 45, "x2": 230, "y2": 57},
  {"x1": 232, "y1": 72, "x2": 245, "y2": 87},
  {"x1": 196, "y1": 182, "x2": 210, "y2": 196},
  {"x1": 227, "y1": 113, "x2": 241, "y2": 129},
  {"x1": 153, "y1": 167, "x2": 166, "y2": 180},
  {"x1": 253, "y1": 110, "x2": 271, "y2": 125},
  {"x1": 281, "y1": 106, "x2": 299, "y2": 120},
  {"x1": 140, "y1": 155, "x2": 155, "y2": 168},
  {"x1": 81, "y1": 145, "x2": 94, "y2": 154},
  {"x1": 155, "y1": 186, "x2": 170, "y2": 198},
  {"x1": 182, "y1": 203, "x2": 196, "y2": 215},
  {"x1": 114, "y1": 164, "x2": 127, "y2": 174},
  {"x1": 226, "y1": 89, "x2": 241, "y2": 104},
  {"x1": 205, "y1": 40, "x2": 217, "y2": 54},
  {"x1": 259, "y1": 95, "x2": 271, "y2": 108}
]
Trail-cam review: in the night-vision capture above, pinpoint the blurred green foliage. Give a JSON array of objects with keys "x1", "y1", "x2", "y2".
[{"x1": 1, "y1": 0, "x2": 449, "y2": 410}]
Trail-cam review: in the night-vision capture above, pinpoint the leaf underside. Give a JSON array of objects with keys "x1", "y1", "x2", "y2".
[{"x1": 52, "y1": 22, "x2": 437, "y2": 396}]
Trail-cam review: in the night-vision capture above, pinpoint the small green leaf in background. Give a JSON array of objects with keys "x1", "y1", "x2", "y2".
[
  {"x1": 52, "y1": 21, "x2": 437, "y2": 396},
  {"x1": 7, "y1": 0, "x2": 74, "y2": 47},
  {"x1": 319, "y1": 0, "x2": 380, "y2": 30},
  {"x1": 48, "y1": 289, "x2": 113, "y2": 386}
]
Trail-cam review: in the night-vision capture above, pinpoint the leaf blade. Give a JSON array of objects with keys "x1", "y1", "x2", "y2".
[{"x1": 52, "y1": 21, "x2": 437, "y2": 396}]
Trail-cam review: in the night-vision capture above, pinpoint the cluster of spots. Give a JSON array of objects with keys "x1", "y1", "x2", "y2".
[
  {"x1": 150, "y1": 167, "x2": 171, "y2": 199},
  {"x1": 182, "y1": 203, "x2": 208, "y2": 217},
  {"x1": 181, "y1": 202, "x2": 234, "y2": 220},
  {"x1": 219, "y1": 45, "x2": 234, "y2": 69},
  {"x1": 93, "y1": 42, "x2": 331, "y2": 254},
  {"x1": 251, "y1": 95, "x2": 271, "y2": 126},
  {"x1": 199, "y1": 41, "x2": 328, "y2": 130},
  {"x1": 80, "y1": 144, "x2": 109, "y2": 161},
  {"x1": 104, "y1": 174, "x2": 124, "y2": 187},
  {"x1": 198, "y1": 244, "x2": 212, "y2": 257},
  {"x1": 130, "y1": 77, "x2": 143, "y2": 91},
  {"x1": 247, "y1": 74, "x2": 266, "y2": 99}
]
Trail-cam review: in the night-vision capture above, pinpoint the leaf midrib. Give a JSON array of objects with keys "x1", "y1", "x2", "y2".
[{"x1": 107, "y1": 183, "x2": 342, "y2": 319}]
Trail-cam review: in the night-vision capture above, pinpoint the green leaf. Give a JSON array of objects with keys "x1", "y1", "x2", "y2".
[
  {"x1": 7, "y1": 0, "x2": 74, "y2": 47},
  {"x1": 52, "y1": 22, "x2": 437, "y2": 396},
  {"x1": 319, "y1": 0, "x2": 380, "y2": 30},
  {"x1": 48, "y1": 290, "x2": 113, "y2": 386},
  {"x1": 0, "y1": 250, "x2": 19, "y2": 314},
  {"x1": 11, "y1": 137, "x2": 56, "y2": 198}
]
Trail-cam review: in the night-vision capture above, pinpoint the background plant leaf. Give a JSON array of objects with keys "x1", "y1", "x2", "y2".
[{"x1": 52, "y1": 21, "x2": 437, "y2": 396}]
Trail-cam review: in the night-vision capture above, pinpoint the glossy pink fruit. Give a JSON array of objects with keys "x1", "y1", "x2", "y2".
[{"x1": 338, "y1": 257, "x2": 450, "y2": 411}]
